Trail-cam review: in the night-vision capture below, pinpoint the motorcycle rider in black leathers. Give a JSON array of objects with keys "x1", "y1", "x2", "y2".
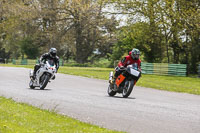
[{"x1": 33, "y1": 48, "x2": 59, "y2": 79}]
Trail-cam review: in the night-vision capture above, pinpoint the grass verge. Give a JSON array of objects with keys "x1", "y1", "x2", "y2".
[
  {"x1": 1, "y1": 64, "x2": 200, "y2": 95},
  {"x1": 59, "y1": 66, "x2": 200, "y2": 95},
  {"x1": 0, "y1": 97, "x2": 123, "y2": 133}
]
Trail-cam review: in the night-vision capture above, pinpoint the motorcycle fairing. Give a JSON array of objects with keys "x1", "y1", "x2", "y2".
[
  {"x1": 116, "y1": 74, "x2": 126, "y2": 88},
  {"x1": 127, "y1": 66, "x2": 140, "y2": 77}
]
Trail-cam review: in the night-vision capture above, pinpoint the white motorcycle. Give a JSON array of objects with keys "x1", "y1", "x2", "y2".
[{"x1": 29, "y1": 60, "x2": 57, "y2": 90}]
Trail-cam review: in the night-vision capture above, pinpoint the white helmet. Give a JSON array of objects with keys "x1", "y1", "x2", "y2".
[{"x1": 131, "y1": 48, "x2": 140, "y2": 60}]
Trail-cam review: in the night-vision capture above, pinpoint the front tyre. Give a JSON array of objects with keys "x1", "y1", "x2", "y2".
[
  {"x1": 29, "y1": 80, "x2": 35, "y2": 89},
  {"x1": 39, "y1": 74, "x2": 50, "y2": 90},
  {"x1": 122, "y1": 80, "x2": 134, "y2": 98},
  {"x1": 107, "y1": 84, "x2": 116, "y2": 96}
]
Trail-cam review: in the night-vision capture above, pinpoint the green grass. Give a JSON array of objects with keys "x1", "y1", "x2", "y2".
[
  {"x1": 137, "y1": 74, "x2": 200, "y2": 94},
  {"x1": 0, "y1": 97, "x2": 123, "y2": 133},
  {"x1": 59, "y1": 67, "x2": 112, "y2": 80},
  {"x1": 1, "y1": 64, "x2": 200, "y2": 95},
  {"x1": 0, "y1": 64, "x2": 33, "y2": 69}
]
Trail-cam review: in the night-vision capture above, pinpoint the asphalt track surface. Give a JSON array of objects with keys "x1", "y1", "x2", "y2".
[{"x1": 0, "y1": 67, "x2": 200, "y2": 133}]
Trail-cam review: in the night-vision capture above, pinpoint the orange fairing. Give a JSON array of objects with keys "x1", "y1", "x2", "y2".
[
  {"x1": 116, "y1": 74, "x2": 126, "y2": 87},
  {"x1": 134, "y1": 80, "x2": 137, "y2": 85}
]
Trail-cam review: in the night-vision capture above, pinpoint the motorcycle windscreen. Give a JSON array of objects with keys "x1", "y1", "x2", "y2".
[
  {"x1": 116, "y1": 74, "x2": 126, "y2": 88},
  {"x1": 129, "y1": 68, "x2": 140, "y2": 77},
  {"x1": 127, "y1": 64, "x2": 138, "y2": 71},
  {"x1": 47, "y1": 60, "x2": 55, "y2": 66}
]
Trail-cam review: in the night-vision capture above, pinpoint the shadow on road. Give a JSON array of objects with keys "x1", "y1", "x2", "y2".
[
  {"x1": 106, "y1": 95, "x2": 136, "y2": 99},
  {"x1": 27, "y1": 88, "x2": 52, "y2": 91}
]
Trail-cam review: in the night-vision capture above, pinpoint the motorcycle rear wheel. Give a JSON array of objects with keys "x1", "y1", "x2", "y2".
[{"x1": 122, "y1": 80, "x2": 134, "y2": 98}]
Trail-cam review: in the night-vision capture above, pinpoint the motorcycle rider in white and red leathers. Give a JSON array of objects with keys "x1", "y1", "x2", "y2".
[{"x1": 112, "y1": 48, "x2": 141, "y2": 83}]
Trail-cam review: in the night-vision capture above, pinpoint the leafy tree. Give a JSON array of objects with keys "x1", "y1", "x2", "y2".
[
  {"x1": 19, "y1": 37, "x2": 39, "y2": 59},
  {"x1": 108, "y1": 0, "x2": 166, "y2": 62},
  {"x1": 0, "y1": 0, "x2": 41, "y2": 58},
  {"x1": 107, "y1": 0, "x2": 200, "y2": 73},
  {"x1": 56, "y1": 0, "x2": 118, "y2": 63}
]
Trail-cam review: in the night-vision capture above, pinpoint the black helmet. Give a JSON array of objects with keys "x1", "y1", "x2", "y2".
[
  {"x1": 49, "y1": 48, "x2": 57, "y2": 58},
  {"x1": 131, "y1": 48, "x2": 140, "y2": 60}
]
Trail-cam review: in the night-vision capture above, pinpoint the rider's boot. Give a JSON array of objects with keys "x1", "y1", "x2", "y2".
[
  {"x1": 32, "y1": 70, "x2": 36, "y2": 80},
  {"x1": 32, "y1": 74, "x2": 36, "y2": 80},
  {"x1": 110, "y1": 76, "x2": 117, "y2": 84}
]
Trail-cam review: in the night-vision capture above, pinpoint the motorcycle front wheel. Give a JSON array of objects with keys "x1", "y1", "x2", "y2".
[
  {"x1": 29, "y1": 80, "x2": 35, "y2": 89},
  {"x1": 107, "y1": 84, "x2": 116, "y2": 96},
  {"x1": 39, "y1": 74, "x2": 50, "y2": 90},
  {"x1": 122, "y1": 80, "x2": 134, "y2": 98}
]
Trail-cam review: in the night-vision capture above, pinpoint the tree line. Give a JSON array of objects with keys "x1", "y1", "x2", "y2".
[{"x1": 0, "y1": 0, "x2": 199, "y2": 74}]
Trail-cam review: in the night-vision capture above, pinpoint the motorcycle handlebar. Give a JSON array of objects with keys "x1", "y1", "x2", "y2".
[{"x1": 120, "y1": 67, "x2": 127, "y2": 71}]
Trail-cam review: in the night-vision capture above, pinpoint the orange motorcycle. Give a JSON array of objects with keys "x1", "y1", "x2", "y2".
[{"x1": 108, "y1": 64, "x2": 141, "y2": 98}]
